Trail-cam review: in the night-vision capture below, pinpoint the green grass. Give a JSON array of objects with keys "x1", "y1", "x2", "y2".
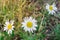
[{"x1": 0, "y1": 0, "x2": 60, "y2": 40}]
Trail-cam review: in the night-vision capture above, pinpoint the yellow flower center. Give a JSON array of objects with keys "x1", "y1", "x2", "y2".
[
  {"x1": 49, "y1": 5, "x2": 53, "y2": 11},
  {"x1": 27, "y1": 21, "x2": 33, "y2": 28},
  {"x1": 7, "y1": 24, "x2": 12, "y2": 30}
]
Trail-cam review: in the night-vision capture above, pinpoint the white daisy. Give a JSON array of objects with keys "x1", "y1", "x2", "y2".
[
  {"x1": 46, "y1": 3, "x2": 57, "y2": 14},
  {"x1": 4, "y1": 20, "x2": 14, "y2": 34},
  {"x1": 21, "y1": 17, "x2": 37, "y2": 32}
]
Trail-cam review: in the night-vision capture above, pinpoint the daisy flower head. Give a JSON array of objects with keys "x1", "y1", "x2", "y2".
[
  {"x1": 4, "y1": 20, "x2": 14, "y2": 34},
  {"x1": 46, "y1": 3, "x2": 57, "y2": 14},
  {"x1": 21, "y1": 17, "x2": 37, "y2": 33}
]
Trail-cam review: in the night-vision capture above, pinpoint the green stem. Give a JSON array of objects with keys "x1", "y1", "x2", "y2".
[{"x1": 38, "y1": 14, "x2": 44, "y2": 32}]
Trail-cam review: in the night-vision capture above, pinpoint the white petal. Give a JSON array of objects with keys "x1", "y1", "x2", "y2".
[
  {"x1": 12, "y1": 26, "x2": 14, "y2": 28},
  {"x1": 52, "y1": 3, "x2": 56, "y2": 7},
  {"x1": 21, "y1": 22, "x2": 26, "y2": 27},
  {"x1": 10, "y1": 20, "x2": 14, "y2": 25},
  {"x1": 29, "y1": 17, "x2": 33, "y2": 20},
  {"x1": 21, "y1": 22, "x2": 25, "y2": 25},
  {"x1": 5, "y1": 21, "x2": 9, "y2": 25},
  {"x1": 30, "y1": 29, "x2": 33, "y2": 33},
  {"x1": 46, "y1": 3, "x2": 49, "y2": 9},
  {"x1": 23, "y1": 17, "x2": 28, "y2": 22},
  {"x1": 52, "y1": 10, "x2": 55, "y2": 13},
  {"x1": 33, "y1": 28, "x2": 36, "y2": 30},
  {"x1": 49, "y1": 11, "x2": 52, "y2": 14},
  {"x1": 52, "y1": 3, "x2": 57, "y2": 11},
  {"x1": 32, "y1": 19, "x2": 37, "y2": 23},
  {"x1": 4, "y1": 27, "x2": 7, "y2": 31},
  {"x1": 48, "y1": 10, "x2": 54, "y2": 14},
  {"x1": 28, "y1": 29, "x2": 31, "y2": 32},
  {"x1": 33, "y1": 23, "x2": 37, "y2": 27},
  {"x1": 23, "y1": 27, "x2": 27, "y2": 32},
  {"x1": 53, "y1": 7, "x2": 57, "y2": 11},
  {"x1": 21, "y1": 25, "x2": 24, "y2": 27},
  {"x1": 11, "y1": 26, "x2": 14, "y2": 30},
  {"x1": 8, "y1": 30, "x2": 12, "y2": 34}
]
